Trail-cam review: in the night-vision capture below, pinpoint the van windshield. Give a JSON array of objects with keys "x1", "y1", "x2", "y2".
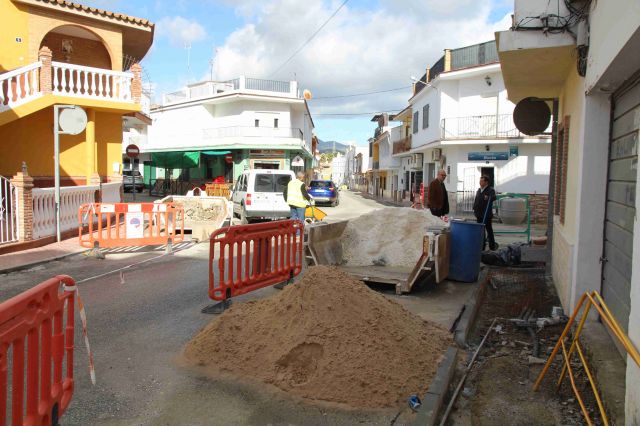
[{"x1": 254, "y1": 174, "x2": 292, "y2": 192}]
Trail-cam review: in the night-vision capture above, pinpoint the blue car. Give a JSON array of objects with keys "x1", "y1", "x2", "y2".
[{"x1": 308, "y1": 180, "x2": 339, "y2": 207}]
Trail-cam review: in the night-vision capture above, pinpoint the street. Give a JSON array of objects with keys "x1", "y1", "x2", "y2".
[{"x1": 1, "y1": 190, "x2": 423, "y2": 425}]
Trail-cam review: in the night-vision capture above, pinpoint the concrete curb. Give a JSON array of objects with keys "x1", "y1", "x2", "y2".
[
  {"x1": 453, "y1": 268, "x2": 490, "y2": 347},
  {"x1": 413, "y1": 346, "x2": 458, "y2": 426},
  {"x1": 0, "y1": 251, "x2": 85, "y2": 275}
]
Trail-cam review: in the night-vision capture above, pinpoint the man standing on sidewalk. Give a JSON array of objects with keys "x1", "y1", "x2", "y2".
[
  {"x1": 473, "y1": 175, "x2": 498, "y2": 251},
  {"x1": 427, "y1": 169, "x2": 449, "y2": 219},
  {"x1": 284, "y1": 171, "x2": 311, "y2": 223}
]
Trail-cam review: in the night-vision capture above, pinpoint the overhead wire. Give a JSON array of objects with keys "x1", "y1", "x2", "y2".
[
  {"x1": 312, "y1": 86, "x2": 412, "y2": 100},
  {"x1": 268, "y1": 0, "x2": 350, "y2": 78}
]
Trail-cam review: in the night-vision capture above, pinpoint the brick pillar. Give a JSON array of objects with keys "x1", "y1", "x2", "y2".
[
  {"x1": 11, "y1": 162, "x2": 34, "y2": 242},
  {"x1": 444, "y1": 49, "x2": 452, "y2": 72},
  {"x1": 130, "y1": 63, "x2": 142, "y2": 103},
  {"x1": 38, "y1": 46, "x2": 52, "y2": 94}
]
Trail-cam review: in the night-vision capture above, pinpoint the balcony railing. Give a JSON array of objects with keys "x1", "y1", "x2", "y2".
[
  {"x1": 52, "y1": 62, "x2": 132, "y2": 102},
  {"x1": 441, "y1": 114, "x2": 526, "y2": 139},
  {"x1": 203, "y1": 126, "x2": 303, "y2": 140},
  {"x1": 162, "y1": 76, "x2": 298, "y2": 105},
  {"x1": 393, "y1": 136, "x2": 412, "y2": 154},
  {"x1": 0, "y1": 56, "x2": 141, "y2": 113}
]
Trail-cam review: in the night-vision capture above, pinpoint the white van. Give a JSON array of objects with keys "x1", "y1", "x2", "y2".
[{"x1": 232, "y1": 169, "x2": 295, "y2": 223}]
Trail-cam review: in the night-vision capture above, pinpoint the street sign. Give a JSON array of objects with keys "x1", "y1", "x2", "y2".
[
  {"x1": 468, "y1": 152, "x2": 509, "y2": 161},
  {"x1": 126, "y1": 144, "x2": 140, "y2": 158},
  {"x1": 291, "y1": 155, "x2": 304, "y2": 167},
  {"x1": 58, "y1": 107, "x2": 87, "y2": 135}
]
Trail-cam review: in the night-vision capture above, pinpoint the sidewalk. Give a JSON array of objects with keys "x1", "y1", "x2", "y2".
[{"x1": 0, "y1": 236, "x2": 86, "y2": 274}]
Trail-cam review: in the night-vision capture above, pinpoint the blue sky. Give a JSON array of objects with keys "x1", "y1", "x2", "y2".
[{"x1": 88, "y1": 0, "x2": 513, "y2": 146}]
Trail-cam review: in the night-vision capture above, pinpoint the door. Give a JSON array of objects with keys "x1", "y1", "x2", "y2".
[
  {"x1": 601, "y1": 73, "x2": 640, "y2": 337},
  {"x1": 232, "y1": 174, "x2": 247, "y2": 216},
  {"x1": 480, "y1": 167, "x2": 495, "y2": 187},
  {"x1": 462, "y1": 167, "x2": 477, "y2": 213}
]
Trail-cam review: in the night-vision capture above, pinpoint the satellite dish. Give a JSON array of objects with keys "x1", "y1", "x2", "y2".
[
  {"x1": 303, "y1": 89, "x2": 312, "y2": 100},
  {"x1": 513, "y1": 97, "x2": 551, "y2": 136},
  {"x1": 58, "y1": 107, "x2": 87, "y2": 135}
]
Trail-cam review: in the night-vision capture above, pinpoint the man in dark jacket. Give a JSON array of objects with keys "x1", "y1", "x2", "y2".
[
  {"x1": 427, "y1": 169, "x2": 449, "y2": 218},
  {"x1": 473, "y1": 175, "x2": 498, "y2": 251}
]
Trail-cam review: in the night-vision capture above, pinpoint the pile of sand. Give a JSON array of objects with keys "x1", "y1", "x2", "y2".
[
  {"x1": 184, "y1": 266, "x2": 452, "y2": 408},
  {"x1": 342, "y1": 208, "x2": 446, "y2": 267}
]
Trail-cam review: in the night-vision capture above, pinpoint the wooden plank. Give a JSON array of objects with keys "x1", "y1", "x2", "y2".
[{"x1": 435, "y1": 232, "x2": 450, "y2": 283}]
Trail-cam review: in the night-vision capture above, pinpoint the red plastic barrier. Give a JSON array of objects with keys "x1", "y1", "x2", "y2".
[
  {"x1": 209, "y1": 220, "x2": 304, "y2": 301},
  {"x1": 0, "y1": 275, "x2": 76, "y2": 426},
  {"x1": 78, "y1": 202, "x2": 185, "y2": 249}
]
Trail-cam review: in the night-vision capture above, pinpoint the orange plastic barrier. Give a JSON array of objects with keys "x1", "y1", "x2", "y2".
[
  {"x1": 208, "y1": 220, "x2": 303, "y2": 302},
  {"x1": 78, "y1": 203, "x2": 185, "y2": 249},
  {"x1": 0, "y1": 275, "x2": 76, "y2": 426}
]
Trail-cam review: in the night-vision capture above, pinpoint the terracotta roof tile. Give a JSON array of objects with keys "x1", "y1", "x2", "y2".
[{"x1": 33, "y1": 0, "x2": 154, "y2": 28}]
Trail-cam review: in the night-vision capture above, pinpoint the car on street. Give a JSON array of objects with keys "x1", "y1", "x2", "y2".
[
  {"x1": 232, "y1": 169, "x2": 294, "y2": 223},
  {"x1": 123, "y1": 170, "x2": 144, "y2": 192},
  {"x1": 308, "y1": 180, "x2": 339, "y2": 206}
]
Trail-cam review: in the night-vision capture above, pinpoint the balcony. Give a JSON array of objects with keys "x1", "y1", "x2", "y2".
[
  {"x1": 441, "y1": 114, "x2": 531, "y2": 140},
  {"x1": 0, "y1": 56, "x2": 141, "y2": 115},
  {"x1": 162, "y1": 76, "x2": 299, "y2": 105},
  {"x1": 393, "y1": 136, "x2": 412, "y2": 154}
]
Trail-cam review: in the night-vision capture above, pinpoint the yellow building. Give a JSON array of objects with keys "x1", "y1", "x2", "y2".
[{"x1": 0, "y1": 0, "x2": 154, "y2": 185}]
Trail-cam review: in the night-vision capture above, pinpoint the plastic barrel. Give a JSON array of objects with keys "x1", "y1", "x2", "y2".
[
  {"x1": 448, "y1": 220, "x2": 485, "y2": 282},
  {"x1": 499, "y1": 197, "x2": 527, "y2": 225}
]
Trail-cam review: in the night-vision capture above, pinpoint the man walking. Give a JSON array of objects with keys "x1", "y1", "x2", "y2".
[
  {"x1": 284, "y1": 171, "x2": 311, "y2": 223},
  {"x1": 427, "y1": 169, "x2": 449, "y2": 219},
  {"x1": 473, "y1": 175, "x2": 498, "y2": 251}
]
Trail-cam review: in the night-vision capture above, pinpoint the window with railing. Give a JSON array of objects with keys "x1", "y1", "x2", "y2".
[
  {"x1": 423, "y1": 105, "x2": 430, "y2": 129},
  {"x1": 393, "y1": 136, "x2": 412, "y2": 155},
  {"x1": 413, "y1": 111, "x2": 419, "y2": 133}
]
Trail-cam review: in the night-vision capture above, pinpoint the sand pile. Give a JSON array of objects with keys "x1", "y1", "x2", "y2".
[
  {"x1": 342, "y1": 208, "x2": 446, "y2": 267},
  {"x1": 184, "y1": 266, "x2": 452, "y2": 408}
]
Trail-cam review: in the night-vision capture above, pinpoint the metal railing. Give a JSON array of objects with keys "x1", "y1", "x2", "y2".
[
  {"x1": 0, "y1": 176, "x2": 19, "y2": 245},
  {"x1": 450, "y1": 41, "x2": 498, "y2": 71},
  {"x1": 456, "y1": 190, "x2": 476, "y2": 214},
  {"x1": 246, "y1": 78, "x2": 290, "y2": 93},
  {"x1": 393, "y1": 136, "x2": 412, "y2": 154},
  {"x1": 441, "y1": 114, "x2": 523, "y2": 139},
  {"x1": 203, "y1": 126, "x2": 303, "y2": 140}
]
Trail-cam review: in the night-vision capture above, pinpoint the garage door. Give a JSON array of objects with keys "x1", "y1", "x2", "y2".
[{"x1": 602, "y1": 72, "x2": 640, "y2": 335}]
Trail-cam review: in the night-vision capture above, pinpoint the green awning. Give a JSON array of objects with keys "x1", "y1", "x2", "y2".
[
  {"x1": 151, "y1": 151, "x2": 200, "y2": 168},
  {"x1": 201, "y1": 150, "x2": 231, "y2": 156}
]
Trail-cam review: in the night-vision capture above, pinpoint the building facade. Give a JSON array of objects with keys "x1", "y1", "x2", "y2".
[
  {"x1": 143, "y1": 77, "x2": 314, "y2": 191},
  {"x1": 497, "y1": 0, "x2": 640, "y2": 420}
]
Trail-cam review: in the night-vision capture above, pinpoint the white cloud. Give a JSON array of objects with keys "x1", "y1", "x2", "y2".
[
  {"x1": 157, "y1": 16, "x2": 207, "y2": 47},
  {"x1": 212, "y1": 0, "x2": 512, "y2": 116}
]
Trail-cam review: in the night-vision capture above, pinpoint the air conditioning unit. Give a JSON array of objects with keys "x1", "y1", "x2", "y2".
[
  {"x1": 432, "y1": 148, "x2": 442, "y2": 162},
  {"x1": 410, "y1": 153, "x2": 423, "y2": 170}
]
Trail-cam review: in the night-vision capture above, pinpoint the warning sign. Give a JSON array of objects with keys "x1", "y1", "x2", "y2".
[{"x1": 125, "y1": 212, "x2": 144, "y2": 239}]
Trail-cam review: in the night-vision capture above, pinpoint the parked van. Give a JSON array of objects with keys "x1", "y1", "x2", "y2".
[{"x1": 231, "y1": 169, "x2": 295, "y2": 223}]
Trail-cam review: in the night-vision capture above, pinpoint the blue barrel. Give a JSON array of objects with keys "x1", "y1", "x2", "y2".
[{"x1": 448, "y1": 220, "x2": 485, "y2": 282}]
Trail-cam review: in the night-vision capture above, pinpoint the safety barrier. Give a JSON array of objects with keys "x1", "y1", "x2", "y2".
[
  {"x1": 534, "y1": 291, "x2": 640, "y2": 426},
  {"x1": 208, "y1": 220, "x2": 303, "y2": 303},
  {"x1": 0, "y1": 275, "x2": 76, "y2": 426},
  {"x1": 78, "y1": 203, "x2": 185, "y2": 249},
  {"x1": 204, "y1": 183, "x2": 232, "y2": 199}
]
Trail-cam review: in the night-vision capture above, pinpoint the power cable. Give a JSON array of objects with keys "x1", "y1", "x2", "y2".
[
  {"x1": 268, "y1": 0, "x2": 350, "y2": 78},
  {"x1": 313, "y1": 110, "x2": 402, "y2": 116},
  {"x1": 312, "y1": 86, "x2": 411, "y2": 99}
]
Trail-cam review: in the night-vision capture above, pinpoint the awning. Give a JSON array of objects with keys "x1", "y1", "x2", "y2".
[
  {"x1": 201, "y1": 150, "x2": 231, "y2": 156},
  {"x1": 151, "y1": 151, "x2": 200, "y2": 168}
]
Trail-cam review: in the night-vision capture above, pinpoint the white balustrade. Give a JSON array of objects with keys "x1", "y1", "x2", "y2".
[
  {"x1": 51, "y1": 62, "x2": 133, "y2": 102},
  {"x1": 0, "y1": 62, "x2": 42, "y2": 112},
  {"x1": 101, "y1": 182, "x2": 122, "y2": 203},
  {"x1": 32, "y1": 185, "x2": 100, "y2": 239}
]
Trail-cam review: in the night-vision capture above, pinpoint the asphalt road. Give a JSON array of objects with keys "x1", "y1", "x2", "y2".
[{"x1": 1, "y1": 190, "x2": 410, "y2": 425}]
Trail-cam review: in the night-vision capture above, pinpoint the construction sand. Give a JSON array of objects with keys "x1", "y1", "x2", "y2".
[
  {"x1": 342, "y1": 208, "x2": 446, "y2": 267},
  {"x1": 184, "y1": 266, "x2": 452, "y2": 408}
]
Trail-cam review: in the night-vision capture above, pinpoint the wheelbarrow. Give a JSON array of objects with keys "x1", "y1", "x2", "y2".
[{"x1": 305, "y1": 204, "x2": 327, "y2": 223}]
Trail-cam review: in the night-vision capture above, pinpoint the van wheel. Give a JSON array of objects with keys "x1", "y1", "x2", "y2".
[{"x1": 240, "y1": 207, "x2": 249, "y2": 224}]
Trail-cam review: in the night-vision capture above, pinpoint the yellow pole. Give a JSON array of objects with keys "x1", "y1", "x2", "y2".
[
  {"x1": 575, "y1": 341, "x2": 610, "y2": 426},
  {"x1": 557, "y1": 298, "x2": 594, "y2": 388},
  {"x1": 85, "y1": 109, "x2": 96, "y2": 182}
]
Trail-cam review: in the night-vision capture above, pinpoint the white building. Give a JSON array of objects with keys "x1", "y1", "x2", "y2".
[
  {"x1": 368, "y1": 113, "x2": 402, "y2": 198},
  {"x1": 143, "y1": 76, "x2": 314, "y2": 192},
  {"x1": 388, "y1": 41, "x2": 551, "y2": 218},
  {"x1": 331, "y1": 153, "x2": 347, "y2": 185},
  {"x1": 497, "y1": 0, "x2": 640, "y2": 421}
]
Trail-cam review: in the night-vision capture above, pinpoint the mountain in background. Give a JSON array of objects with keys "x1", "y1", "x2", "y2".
[{"x1": 318, "y1": 139, "x2": 349, "y2": 154}]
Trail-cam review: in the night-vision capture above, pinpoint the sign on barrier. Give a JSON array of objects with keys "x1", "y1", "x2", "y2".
[
  {"x1": 78, "y1": 203, "x2": 185, "y2": 249},
  {"x1": 208, "y1": 220, "x2": 303, "y2": 304},
  {"x1": 0, "y1": 275, "x2": 76, "y2": 426}
]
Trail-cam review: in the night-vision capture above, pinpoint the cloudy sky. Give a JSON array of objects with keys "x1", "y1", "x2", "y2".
[{"x1": 86, "y1": 0, "x2": 513, "y2": 145}]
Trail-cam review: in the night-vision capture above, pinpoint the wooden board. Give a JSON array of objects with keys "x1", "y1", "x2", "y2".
[{"x1": 435, "y1": 232, "x2": 450, "y2": 283}]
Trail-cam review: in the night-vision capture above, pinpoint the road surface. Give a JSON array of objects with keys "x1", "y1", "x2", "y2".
[{"x1": 2, "y1": 190, "x2": 415, "y2": 425}]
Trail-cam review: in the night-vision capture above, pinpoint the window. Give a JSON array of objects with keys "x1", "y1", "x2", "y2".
[
  {"x1": 255, "y1": 119, "x2": 260, "y2": 127},
  {"x1": 369, "y1": 142, "x2": 373, "y2": 157},
  {"x1": 274, "y1": 118, "x2": 279, "y2": 128},
  {"x1": 241, "y1": 175, "x2": 248, "y2": 191},
  {"x1": 274, "y1": 175, "x2": 291, "y2": 192},
  {"x1": 413, "y1": 111, "x2": 419, "y2": 134},
  {"x1": 254, "y1": 174, "x2": 273, "y2": 192},
  {"x1": 422, "y1": 105, "x2": 430, "y2": 129},
  {"x1": 554, "y1": 116, "x2": 570, "y2": 224}
]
